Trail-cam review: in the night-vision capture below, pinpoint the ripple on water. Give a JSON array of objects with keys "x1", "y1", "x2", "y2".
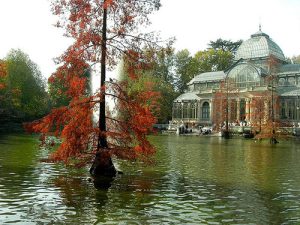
[{"x1": 2, "y1": 135, "x2": 300, "y2": 224}]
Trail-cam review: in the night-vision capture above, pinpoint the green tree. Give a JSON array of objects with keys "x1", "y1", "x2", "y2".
[
  {"x1": 149, "y1": 47, "x2": 175, "y2": 84},
  {"x1": 174, "y1": 49, "x2": 198, "y2": 93},
  {"x1": 154, "y1": 78, "x2": 178, "y2": 123},
  {"x1": 5, "y1": 49, "x2": 49, "y2": 121},
  {"x1": 120, "y1": 47, "x2": 178, "y2": 124},
  {"x1": 146, "y1": 47, "x2": 179, "y2": 123},
  {"x1": 194, "y1": 49, "x2": 233, "y2": 73},
  {"x1": 291, "y1": 55, "x2": 300, "y2": 64}
]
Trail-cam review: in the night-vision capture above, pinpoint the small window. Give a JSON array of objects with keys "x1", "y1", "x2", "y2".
[{"x1": 202, "y1": 102, "x2": 210, "y2": 120}]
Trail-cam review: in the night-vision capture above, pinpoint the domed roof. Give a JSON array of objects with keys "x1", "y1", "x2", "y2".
[{"x1": 235, "y1": 29, "x2": 285, "y2": 61}]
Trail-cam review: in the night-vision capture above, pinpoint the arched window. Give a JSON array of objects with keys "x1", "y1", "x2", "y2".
[
  {"x1": 202, "y1": 102, "x2": 210, "y2": 120},
  {"x1": 183, "y1": 102, "x2": 189, "y2": 118},
  {"x1": 288, "y1": 77, "x2": 295, "y2": 86},
  {"x1": 190, "y1": 102, "x2": 197, "y2": 119},
  {"x1": 278, "y1": 78, "x2": 285, "y2": 86},
  {"x1": 280, "y1": 100, "x2": 286, "y2": 119},
  {"x1": 172, "y1": 102, "x2": 182, "y2": 119}
]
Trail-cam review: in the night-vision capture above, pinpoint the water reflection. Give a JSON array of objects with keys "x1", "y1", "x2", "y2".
[
  {"x1": 93, "y1": 176, "x2": 114, "y2": 190},
  {"x1": 1, "y1": 134, "x2": 300, "y2": 224}
]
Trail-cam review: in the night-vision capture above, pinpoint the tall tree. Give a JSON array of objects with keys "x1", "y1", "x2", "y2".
[
  {"x1": 27, "y1": 0, "x2": 162, "y2": 177},
  {"x1": 142, "y1": 47, "x2": 178, "y2": 123},
  {"x1": 250, "y1": 93, "x2": 266, "y2": 134},
  {"x1": 212, "y1": 78, "x2": 239, "y2": 138},
  {"x1": 253, "y1": 56, "x2": 281, "y2": 143},
  {"x1": 150, "y1": 47, "x2": 175, "y2": 84},
  {"x1": 209, "y1": 38, "x2": 242, "y2": 54}
]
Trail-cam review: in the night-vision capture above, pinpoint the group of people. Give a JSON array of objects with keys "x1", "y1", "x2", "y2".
[
  {"x1": 176, "y1": 124, "x2": 193, "y2": 134},
  {"x1": 221, "y1": 120, "x2": 250, "y2": 128},
  {"x1": 175, "y1": 119, "x2": 252, "y2": 135}
]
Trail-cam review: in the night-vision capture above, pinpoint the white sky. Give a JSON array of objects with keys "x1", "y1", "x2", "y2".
[{"x1": 0, "y1": 0, "x2": 300, "y2": 79}]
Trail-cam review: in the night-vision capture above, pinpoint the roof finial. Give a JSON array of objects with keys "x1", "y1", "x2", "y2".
[{"x1": 259, "y1": 16, "x2": 262, "y2": 31}]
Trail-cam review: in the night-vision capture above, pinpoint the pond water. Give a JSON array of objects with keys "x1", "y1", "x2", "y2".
[{"x1": 1, "y1": 134, "x2": 300, "y2": 224}]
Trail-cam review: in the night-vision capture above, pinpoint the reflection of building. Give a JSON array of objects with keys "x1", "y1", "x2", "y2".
[{"x1": 172, "y1": 28, "x2": 300, "y2": 128}]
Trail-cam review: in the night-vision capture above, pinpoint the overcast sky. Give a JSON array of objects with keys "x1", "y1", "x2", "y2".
[{"x1": 0, "y1": 0, "x2": 300, "y2": 79}]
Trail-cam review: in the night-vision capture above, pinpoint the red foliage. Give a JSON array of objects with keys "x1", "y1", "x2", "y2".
[
  {"x1": 0, "y1": 60, "x2": 7, "y2": 90},
  {"x1": 26, "y1": 59, "x2": 159, "y2": 164},
  {"x1": 252, "y1": 92, "x2": 281, "y2": 139},
  {"x1": 25, "y1": 57, "x2": 95, "y2": 164}
]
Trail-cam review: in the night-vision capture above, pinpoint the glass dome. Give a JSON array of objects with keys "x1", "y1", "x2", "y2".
[
  {"x1": 227, "y1": 63, "x2": 261, "y2": 88},
  {"x1": 235, "y1": 30, "x2": 285, "y2": 61}
]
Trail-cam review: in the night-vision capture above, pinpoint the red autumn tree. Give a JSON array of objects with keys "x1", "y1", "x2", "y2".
[
  {"x1": 0, "y1": 60, "x2": 7, "y2": 91},
  {"x1": 0, "y1": 60, "x2": 8, "y2": 117},
  {"x1": 26, "y1": 0, "x2": 162, "y2": 177},
  {"x1": 252, "y1": 56, "x2": 281, "y2": 143},
  {"x1": 252, "y1": 85, "x2": 281, "y2": 142},
  {"x1": 212, "y1": 78, "x2": 239, "y2": 137},
  {"x1": 252, "y1": 91, "x2": 281, "y2": 141},
  {"x1": 250, "y1": 92, "x2": 268, "y2": 134}
]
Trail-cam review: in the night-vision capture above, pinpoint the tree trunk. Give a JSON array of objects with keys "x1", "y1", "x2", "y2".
[
  {"x1": 90, "y1": 150, "x2": 117, "y2": 177},
  {"x1": 91, "y1": 1, "x2": 116, "y2": 178},
  {"x1": 97, "y1": 1, "x2": 108, "y2": 150}
]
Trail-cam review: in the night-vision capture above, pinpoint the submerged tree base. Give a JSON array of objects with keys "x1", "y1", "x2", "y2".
[
  {"x1": 270, "y1": 137, "x2": 279, "y2": 144},
  {"x1": 89, "y1": 150, "x2": 117, "y2": 178},
  {"x1": 222, "y1": 130, "x2": 231, "y2": 139},
  {"x1": 91, "y1": 175, "x2": 115, "y2": 190}
]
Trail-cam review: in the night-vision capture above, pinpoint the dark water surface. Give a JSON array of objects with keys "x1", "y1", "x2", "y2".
[{"x1": 1, "y1": 134, "x2": 300, "y2": 224}]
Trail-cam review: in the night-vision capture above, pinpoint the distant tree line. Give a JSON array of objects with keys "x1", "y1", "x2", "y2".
[
  {"x1": 0, "y1": 39, "x2": 242, "y2": 131},
  {"x1": 0, "y1": 49, "x2": 49, "y2": 131}
]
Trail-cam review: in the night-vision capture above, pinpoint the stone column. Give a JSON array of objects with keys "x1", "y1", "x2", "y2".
[
  {"x1": 210, "y1": 100, "x2": 213, "y2": 124},
  {"x1": 199, "y1": 102, "x2": 202, "y2": 122},
  {"x1": 181, "y1": 102, "x2": 184, "y2": 120},
  {"x1": 227, "y1": 99, "x2": 230, "y2": 122},
  {"x1": 249, "y1": 98, "x2": 252, "y2": 124},
  {"x1": 196, "y1": 102, "x2": 200, "y2": 122},
  {"x1": 285, "y1": 99, "x2": 288, "y2": 119}
]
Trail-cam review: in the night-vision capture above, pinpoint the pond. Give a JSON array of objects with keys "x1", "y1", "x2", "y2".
[{"x1": 0, "y1": 134, "x2": 300, "y2": 224}]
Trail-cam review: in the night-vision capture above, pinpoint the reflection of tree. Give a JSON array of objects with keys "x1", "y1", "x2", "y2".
[
  {"x1": 0, "y1": 135, "x2": 38, "y2": 187},
  {"x1": 93, "y1": 176, "x2": 114, "y2": 190},
  {"x1": 243, "y1": 142, "x2": 288, "y2": 223},
  {"x1": 52, "y1": 174, "x2": 110, "y2": 224},
  {"x1": 53, "y1": 168, "x2": 159, "y2": 221}
]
